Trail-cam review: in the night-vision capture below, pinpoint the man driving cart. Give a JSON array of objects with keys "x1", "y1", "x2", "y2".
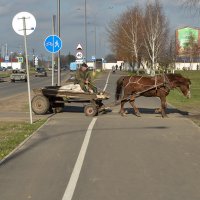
[{"x1": 74, "y1": 63, "x2": 97, "y2": 93}]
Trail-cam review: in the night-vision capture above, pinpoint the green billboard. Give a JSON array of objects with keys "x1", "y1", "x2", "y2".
[{"x1": 177, "y1": 27, "x2": 199, "y2": 55}]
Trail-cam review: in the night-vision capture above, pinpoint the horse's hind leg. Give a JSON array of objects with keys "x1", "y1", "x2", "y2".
[
  {"x1": 129, "y1": 96, "x2": 141, "y2": 117},
  {"x1": 119, "y1": 94, "x2": 130, "y2": 116},
  {"x1": 119, "y1": 99, "x2": 128, "y2": 116},
  {"x1": 160, "y1": 96, "x2": 168, "y2": 118}
]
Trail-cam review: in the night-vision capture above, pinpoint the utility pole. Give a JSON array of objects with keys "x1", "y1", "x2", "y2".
[
  {"x1": 5, "y1": 43, "x2": 8, "y2": 56},
  {"x1": 1, "y1": 45, "x2": 5, "y2": 59},
  {"x1": 85, "y1": 0, "x2": 87, "y2": 62}
]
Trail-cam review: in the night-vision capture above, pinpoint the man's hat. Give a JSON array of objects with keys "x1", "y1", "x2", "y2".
[{"x1": 81, "y1": 63, "x2": 88, "y2": 68}]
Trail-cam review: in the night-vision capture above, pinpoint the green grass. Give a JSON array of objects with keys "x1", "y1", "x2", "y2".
[
  {"x1": 128, "y1": 70, "x2": 200, "y2": 125},
  {"x1": 0, "y1": 71, "x2": 10, "y2": 78},
  {"x1": 167, "y1": 70, "x2": 200, "y2": 112},
  {"x1": 0, "y1": 120, "x2": 46, "y2": 160}
]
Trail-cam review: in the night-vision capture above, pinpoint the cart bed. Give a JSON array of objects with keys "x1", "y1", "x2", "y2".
[
  {"x1": 33, "y1": 86, "x2": 109, "y2": 101},
  {"x1": 32, "y1": 86, "x2": 110, "y2": 116}
]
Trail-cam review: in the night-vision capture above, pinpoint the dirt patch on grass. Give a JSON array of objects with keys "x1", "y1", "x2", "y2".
[
  {"x1": 0, "y1": 93, "x2": 29, "y2": 112},
  {"x1": 0, "y1": 93, "x2": 51, "y2": 122}
]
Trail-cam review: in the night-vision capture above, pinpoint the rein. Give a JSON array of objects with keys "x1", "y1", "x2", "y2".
[{"x1": 163, "y1": 74, "x2": 172, "y2": 90}]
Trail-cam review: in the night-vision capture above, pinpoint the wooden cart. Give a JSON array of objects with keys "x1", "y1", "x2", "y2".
[{"x1": 31, "y1": 86, "x2": 110, "y2": 117}]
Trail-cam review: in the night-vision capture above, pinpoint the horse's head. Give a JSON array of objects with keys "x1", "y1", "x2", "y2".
[
  {"x1": 167, "y1": 74, "x2": 191, "y2": 98},
  {"x1": 179, "y1": 78, "x2": 191, "y2": 98}
]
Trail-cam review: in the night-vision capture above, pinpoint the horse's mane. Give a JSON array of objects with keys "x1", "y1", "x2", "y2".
[
  {"x1": 167, "y1": 73, "x2": 183, "y2": 78},
  {"x1": 166, "y1": 73, "x2": 191, "y2": 85}
]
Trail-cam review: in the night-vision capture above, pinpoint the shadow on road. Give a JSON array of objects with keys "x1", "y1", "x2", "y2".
[
  {"x1": 126, "y1": 107, "x2": 189, "y2": 116},
  {"x1": 63, "y1": 105, "x2": 84, "y2": 113}
]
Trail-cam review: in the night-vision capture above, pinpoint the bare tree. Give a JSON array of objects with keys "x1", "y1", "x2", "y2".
[
  {"x1": 158, "y1": 36, "x2": 176, "y2": 73},
  {"x1": 107, "y1": 0, "x2": 169, "y2": 73},
  {"x1": 142, "y1": 0, "x2": 169, "y2": 74},
  {"x1": 120, "y1": 6, "x2": 143, "y2": 68},
  {"x1": 107, "y1": 5, "x2": 143, "y2": 68}
]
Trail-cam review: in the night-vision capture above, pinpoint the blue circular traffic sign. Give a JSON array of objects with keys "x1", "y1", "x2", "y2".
[{"x1": 44, "y1": 35, "x2": 62, "y2": 53}]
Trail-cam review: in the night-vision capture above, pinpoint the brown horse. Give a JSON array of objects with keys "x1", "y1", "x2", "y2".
[{"x1": 115, "y1": 73, "x2": 191, "y2": 117}]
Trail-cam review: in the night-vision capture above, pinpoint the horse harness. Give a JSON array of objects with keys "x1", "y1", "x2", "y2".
[{"x1": 123, "y1": 74, "x2": 172, "y2": 101}]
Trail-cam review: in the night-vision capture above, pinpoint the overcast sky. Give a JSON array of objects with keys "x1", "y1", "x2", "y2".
[{"x1": 0, "y1": 0, "x2": 199, "y2": 61}]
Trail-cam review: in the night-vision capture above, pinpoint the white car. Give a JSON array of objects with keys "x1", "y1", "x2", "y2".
[{"x1": 10, "y1": 70, "x2": 27, "y2": 82}]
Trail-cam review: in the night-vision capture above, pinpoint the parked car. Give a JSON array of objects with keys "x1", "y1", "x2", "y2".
[
  {"x1": 10, "y1": 70, "x2": 27, "y2": 82},
  {"x1": 48, "y1": 66, "x2": 58, "y2": 72},
  {"x1": 6, "y1": 66, "x2": 13, "y2": 71},
  {"x1": 35, "y1": 67, "x2": 47, "y2": 77}
]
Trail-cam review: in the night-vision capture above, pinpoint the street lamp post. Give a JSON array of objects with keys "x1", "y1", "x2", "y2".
[
  {"x1": 85, "y1": 0, "x2": 87, "y2": 62},
  {"x1": 52, "y1": 15, "x2": 56, "y2": 86},
  {"x1": 94, "y1": 15, "x2": 97, "y2": 59},
  {"x1": 57, "y1": 0, "x2": 61, "y2": 86},
  {"x1": 10, "y1": 52, "x2": 13, "y2": 68}
]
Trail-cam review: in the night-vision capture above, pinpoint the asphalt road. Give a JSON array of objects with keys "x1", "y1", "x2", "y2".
[
  {"x1": 0, "y1": 70, "x2": 69, "y2": 99},
  {"x1": 0, "y1": 70, "x2": 200, "y2": 200}
]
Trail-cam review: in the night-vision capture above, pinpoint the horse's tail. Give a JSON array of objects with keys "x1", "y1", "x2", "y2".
[{"x1": 115, "y1": 76, "x2": 125, "y2": 101}]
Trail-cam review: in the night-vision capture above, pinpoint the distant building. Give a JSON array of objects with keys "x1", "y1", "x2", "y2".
[{"x1": 0, "y1": 62, "x2": 22, "y2": 70}]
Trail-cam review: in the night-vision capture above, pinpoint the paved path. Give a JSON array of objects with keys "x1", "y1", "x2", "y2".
[{"x1": 0, "y1": 70, "x2": 200, "y2": 200}]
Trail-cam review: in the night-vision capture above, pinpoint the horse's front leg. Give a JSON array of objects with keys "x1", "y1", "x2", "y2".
[
  {"x1": 129, "y1": 96, "x2": 141, "y2": 117},
  {"x1": 160, "y1": 96, "x2": 168, "y2": 118}
]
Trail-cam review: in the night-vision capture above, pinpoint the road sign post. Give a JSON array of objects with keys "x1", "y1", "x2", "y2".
[
  {"x1": 76, "y1": 43, "x2": 84, "y2": 67},
  {"x1": 12, "y1": 12, "x2": 36, "y2": 124},
  {"x1": 76, "y1": 52, "x2": 83, "y2": 60},
  {"x1": 34, "y1": 57, "x2": 38, "y2": 67},
  {"x1": 44, "y1": 35, "x2": 62, "y2": 86},
  {"x1": 91, "y1": 56, "x2": 96, "y2": 76},
  {"x1": 44, "y1": 35, "x2": 62, "y2": 53}
]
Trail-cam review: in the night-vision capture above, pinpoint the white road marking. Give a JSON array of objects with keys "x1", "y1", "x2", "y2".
[
  {"x1": 62, "y1": 117, "x2": 97, "y2": 200},
  {"x1": 103, "y1": 70, "x2": 112, "y2": 91},
  {"x1": 62, "y1": 71, "x2": 112, "y2": 200}
]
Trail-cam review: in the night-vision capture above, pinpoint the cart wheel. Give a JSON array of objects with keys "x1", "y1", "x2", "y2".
[
  {"x1": 54, "y1": 106, "x2": 63, "y2": 113},
  {"x1": 31, "y1": 95, "x2": 50, "y2": 115},
  {"x1": 84, "y1": 104, "x2": 98, "y2": 117},
  {"x1": 48, "y1": 106, "x2": 53, "y2": 113},
  {"x1": 52, "y1": 102, "x2": 64, "y2": 113}
]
